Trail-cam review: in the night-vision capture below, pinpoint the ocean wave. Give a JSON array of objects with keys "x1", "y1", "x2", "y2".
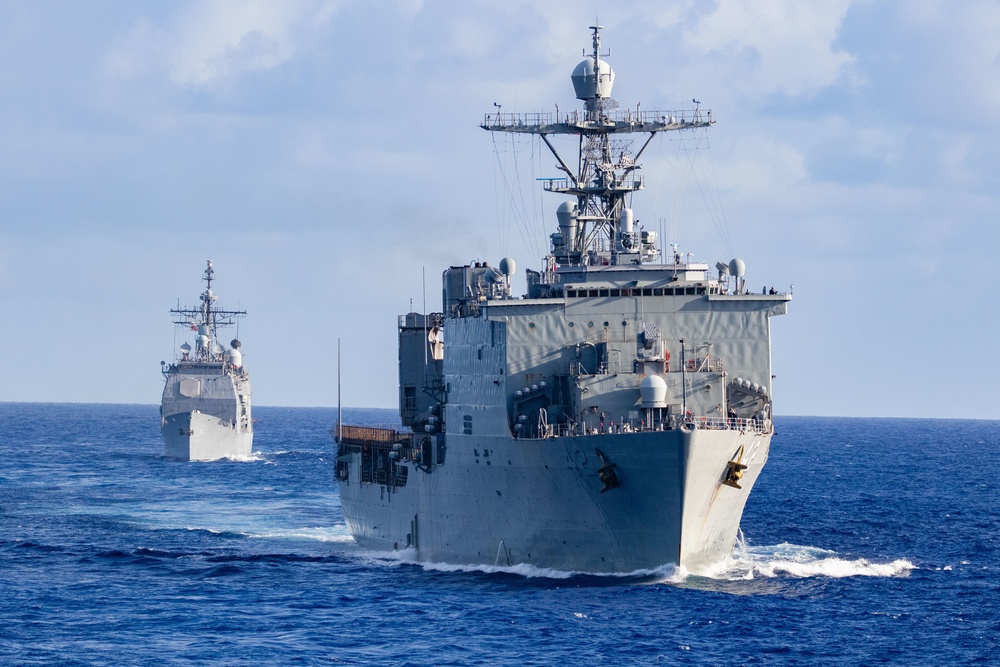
[
  {"x1": 414, "y1": 558, "x2": 581, "y2": 580},
  {"x1": 345, "y1": 542, "x2": 913, "y2": 586},
  {"x1": 221, "y1": 451, "x2": 268, "y2": 463},
  {"x1": 697, "y1": 542, "x2": 916, "y2": 580},
  {"x1": 353, "y1": 548, "x2": 686, "y2": 582},
  {"x1": 243, "y1": 525, "x2": 355, "y2": 543}
]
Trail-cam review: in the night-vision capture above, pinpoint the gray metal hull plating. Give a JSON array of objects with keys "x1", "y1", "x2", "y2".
[
  {"x1": 161, "y1": 410, "x2": 253, "y2": 461},
  {"x1": 160, "y1": 366, "x2": 253, "y2": 462},
  {"x1": 339, "y1": 427, "x2": 769, "y2": 574}
]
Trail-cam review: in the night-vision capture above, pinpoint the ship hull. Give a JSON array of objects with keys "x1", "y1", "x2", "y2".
[
  {"x1": 162, "y1": 410, "x2": 253, "y2": 461},
  {"x1": 338, "y1": 426, "x2": 769, "y2": 574}
]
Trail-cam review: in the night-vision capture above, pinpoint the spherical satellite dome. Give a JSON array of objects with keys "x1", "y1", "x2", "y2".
[
  {"x1": 729, "y1": 258, "x2": 746, "y2": 277},
  {"x1": 571, "y1": 58, "x2": 615, "y2": 100},
  {"x1": 499, "y1": 257, "x2": 516, "y2": 277}
]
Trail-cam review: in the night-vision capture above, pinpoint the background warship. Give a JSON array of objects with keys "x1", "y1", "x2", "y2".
[
  {"x1": 160, "y1": 260, "x2": 253, "y2": 461},
  {"x1": 335, "y1": 26, "x2": 790, "y2": 574}
]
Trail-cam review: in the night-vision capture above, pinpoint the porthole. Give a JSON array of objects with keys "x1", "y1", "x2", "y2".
[
  {"x1": 568, "y1": 322, "x2": 575, "y2": 328},
  {"x1": 588, "y1": 321, "x2": 594, "y2": 328}
]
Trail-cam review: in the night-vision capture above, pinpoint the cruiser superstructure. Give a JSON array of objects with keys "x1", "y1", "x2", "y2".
[
  {"x1": 161, "y1": 260, "x2": 252, "y2": 461},
  {"x1": 335, "y1": 26, "x2": 790, "y2": 573}
]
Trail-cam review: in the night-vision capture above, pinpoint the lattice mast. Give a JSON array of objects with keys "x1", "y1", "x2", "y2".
[
  {"x1": 169, "y1": 260, "x2": 246, "y2": 361},
  {"x1": 482, "y1": 25, "x2": 713, "y2": 267}
]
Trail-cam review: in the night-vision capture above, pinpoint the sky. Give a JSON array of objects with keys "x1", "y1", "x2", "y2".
[{"x1": 1, "y1": 0, "x2": 998, "y2": 419}]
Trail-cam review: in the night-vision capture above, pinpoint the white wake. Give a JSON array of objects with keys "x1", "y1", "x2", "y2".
[{"x1": 690, "y1": 542, "x2": 916, "y2": 581}]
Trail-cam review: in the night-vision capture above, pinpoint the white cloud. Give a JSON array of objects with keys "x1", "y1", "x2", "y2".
[
  {"x1": 107, "y1": 0, "x2": 342, "y2": 88},
  {"x1": 171, "y1": 0, "x2": 340, "y2": 85},
  {"x1": 893, "y1": 1, "x2": 1000, "y2": 122},
  {"x1": 684, "y1": 0, "x2": 857, "y2": 98},
  {"x1": 6, "y1": 0, "x2": 1000, "y2": 417}
]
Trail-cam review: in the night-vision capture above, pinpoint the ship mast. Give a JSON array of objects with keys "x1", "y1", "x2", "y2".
[
  {"x1": 482, "y1": 25, "x2": 713, "y2": 268},
  {"x1": 170, "y1": 260, "x2": 246, "y2": 362}
]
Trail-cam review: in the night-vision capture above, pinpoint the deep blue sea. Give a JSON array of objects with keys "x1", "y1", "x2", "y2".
[{"x1": 1, "y1": 403, "x2": 997, "y2": 666}]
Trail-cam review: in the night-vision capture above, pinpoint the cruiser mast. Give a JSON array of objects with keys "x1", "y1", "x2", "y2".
[{"x1": 169, "y1": 259, "x2": 246, "y2": 362}]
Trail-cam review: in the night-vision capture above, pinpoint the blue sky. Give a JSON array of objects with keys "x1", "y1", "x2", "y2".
[{"x1": 1, "y1": 1, "x2": 998, "y2": 419}]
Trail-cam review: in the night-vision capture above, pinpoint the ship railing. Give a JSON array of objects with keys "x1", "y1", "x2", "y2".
[
  {"x1": 484, "y1": 111, "x2": 554, "y2": 128},
  {"x1": 684, "y1": 357, "x2": 726, "y2": 373},
  {"x1": 544, "y1": 176, "x2": 645, "y2": 193},
  {"x1": 482, "y1": 108, "x2": 712, "y2": 130},
  {"x1": 533, "y1": 270, "x2": 560, "y2": 286},
  {"x1": 528, "y1": 415, "x2": 771, "y2": 439},
  {"x1": 674, "y1": 416, "x2": 772, "y2": 434}
]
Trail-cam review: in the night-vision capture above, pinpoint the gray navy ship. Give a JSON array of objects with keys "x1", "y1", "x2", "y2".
[
  {"x1": 335, "y1": 26, "x2": 790, "y2": 574},
  {"x1": 161, "y1": 260, "x2": 253, "y2": 461}
]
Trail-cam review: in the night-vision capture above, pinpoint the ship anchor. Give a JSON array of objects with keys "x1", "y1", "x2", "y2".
[
  {"x1": 722, "y1": 445, "x2": 748, "y2": 489},
  {"x1": 595, "y1": 448, "x2": 620, "y2": 493}
]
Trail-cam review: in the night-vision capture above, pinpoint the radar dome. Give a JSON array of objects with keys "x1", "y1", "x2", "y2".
[
  {"x1": 729, "y1": 258, "x2": 746, "y2": 277},
  {"x1": 639, "y1": 375, "x2": 668, "y2": 408},
  {"x1": 556, "y1": 201, "x2": 579, "y2": 218},
  {"x1": 231, "y1": 339, "x2": 241, "y2": 349},
  {"x1": 499, "y1": 257, "x2": 516, "y2": 277},
  {"x1": 226, "y1": 348, "x2": 243, "y2": 368},
  {"x1": 571, "y1": 58, "x2": 615, "y2": 100}
]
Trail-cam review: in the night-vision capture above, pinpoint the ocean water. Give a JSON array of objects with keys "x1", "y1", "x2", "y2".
[{"x1": 0, "y1": 403, "x2": 997, "y2": 666}]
